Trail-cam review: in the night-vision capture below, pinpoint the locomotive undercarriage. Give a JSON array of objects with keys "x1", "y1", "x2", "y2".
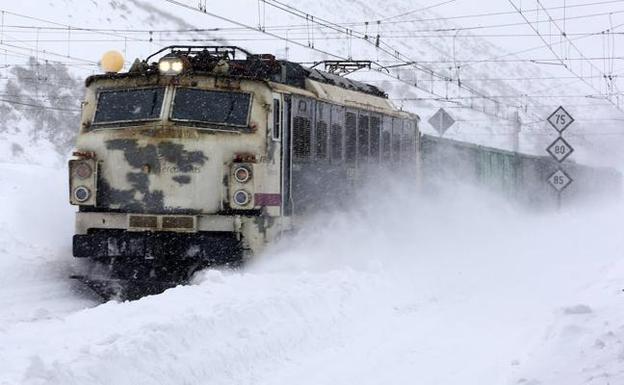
[{"x1": 72, "y1": 229, "x2": 245, "y2": 300}]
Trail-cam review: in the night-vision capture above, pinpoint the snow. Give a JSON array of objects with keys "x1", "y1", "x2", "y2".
[
  {"x1": 0, "y1": 163, "x2": 95, "y2": 327},
  {"x1": 1, "y1": 166, "x2": 623, "y2": 385},
  {"x1": 1, "y1": 1, "x2": 624, "y2": 383}
]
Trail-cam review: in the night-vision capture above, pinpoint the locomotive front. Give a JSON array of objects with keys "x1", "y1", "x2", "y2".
[{"x1": 69, "y1": 47, "x2": 284, "y2": 297}]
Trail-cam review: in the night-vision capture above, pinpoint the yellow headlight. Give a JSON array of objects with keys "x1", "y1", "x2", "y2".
[
  {"x1": 158, "y1": 57, "x2": 184, "y2": 75},
  {"x1": 158, "y1": 60, "x2": 172, "y2": 73},
  {"x1": 171, "y1": 61, "x2": 184, "y2": 73}
]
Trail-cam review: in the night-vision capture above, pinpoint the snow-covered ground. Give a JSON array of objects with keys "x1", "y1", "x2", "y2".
[
  {"x1": 0, "y1": 163, "x2": 95, "y2": 329},
  {"x1": 1, "y1": 163, "x2": 622, "y2": 385}
]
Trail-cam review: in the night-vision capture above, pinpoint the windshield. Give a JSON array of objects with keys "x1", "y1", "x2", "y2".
[
  {"x1": 93, "y1": 87, "x2": 165, "y2": 124},
  {"x1": 171, "y1": 88, "x2": 251, "y2": 128}
]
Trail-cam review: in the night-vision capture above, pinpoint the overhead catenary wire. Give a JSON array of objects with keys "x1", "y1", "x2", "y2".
[
  {"x1": 0, "y1": 42, "x2": 97, "y2": 64},
  {"x1": 6, "y1": 30, "x2": 624, "y2": 40},
  {"x1": 2, "y1": 6, "x2": 623, "y2": 39},
  {"x1": 161, "y1": 0, "x2": 342, "y2": 59},
  {"x1": 11, "y1": 0, "x2": 620, "y2": 33},
  {"x1": 1, "y1": 1, "x2": 621, "y2": 132},
  {"x1": 0, "y1": 96, "x2": 79, "y2": 111},
  {"x1": 365, "y1": 73, "x2": 622, "y2": 82},
  {"x1": 0, "y1": 8, "x2": 149, "y2": 44},
  {"x1": 507, "y1": 0, "x2": 624, "y2": 114},
  {"x1": 159, "y1": 0, "x2": 525, "y2": 123},
  {"x1": 459, "y1": 20, "x2": 624, "y2": 71},
  {"x1": 349, "y1": 0, "x2": 624, "y2": 27},
  {"x1": 377, "y1": 0, "x2": 457, "y2": 22},
  {"x1": 261, "y1": 0, "x2": 531, "y2": 122},
  {"x1": 217, "y1": 0, "x2": 624, "y2": 123}
]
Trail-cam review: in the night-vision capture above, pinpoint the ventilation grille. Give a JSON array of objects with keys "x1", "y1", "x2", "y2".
[
  {"x1": 162, "y1": 216, "x2": 195, "y2": 230},
  {"x1": 128, "y1": 215, "x2": 196, "y2": 232},
  {"x1": 129, "y1": 215, "x2": 158, "y2": 229}
]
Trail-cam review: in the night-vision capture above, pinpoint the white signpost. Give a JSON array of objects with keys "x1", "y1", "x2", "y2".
[{"x1": 546, "y1": 106, "x2": 575, "y2": 209}]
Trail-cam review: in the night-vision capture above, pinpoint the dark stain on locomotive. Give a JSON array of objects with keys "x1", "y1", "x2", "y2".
[
  {"x1": 98, "y1": 176, "x2": 166, "y2": 213},
  {"x1": 99, "y1": 139, "x2": 207, "y2": 211},
  {"x1": 105, "y1": 139, "x2": 208, "y2": 173},
  {"x1": 157, "y1": 142, "x2": 208, "y2": 173},
  {"x1": 172, "y1": 175, "x2": 192, "y2": 185}
]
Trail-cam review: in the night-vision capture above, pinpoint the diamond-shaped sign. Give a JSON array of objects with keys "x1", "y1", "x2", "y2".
[
  {"x1": 547, "y1": 169, "x2": 573, "y2": 192},
  {"x1": 547, "y1": 106, "x2": 574, "y2": 133},
  {"x1": 428, "y1": 108, "x2": 455, "y2": 136},
  {"x1": 546, "y1": 137, "x2": 574, "y2": 162}
]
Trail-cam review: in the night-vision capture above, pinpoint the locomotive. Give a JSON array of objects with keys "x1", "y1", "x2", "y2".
[{"x1": 69, "y1": 46, "x2": 420, "y2": 298}]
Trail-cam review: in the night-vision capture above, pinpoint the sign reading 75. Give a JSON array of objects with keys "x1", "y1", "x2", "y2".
[{"x1": 547, "y1": 106, "x2": 575, "y2": 133}]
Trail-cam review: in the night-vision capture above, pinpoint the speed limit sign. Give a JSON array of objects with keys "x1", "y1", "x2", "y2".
[
  {"x1": 547, "y1": 106, "x2": 574, "y2": 133},
  {"x1": 547, "y1": 169, "x2": 573, "y2": 192},
  {"x1": 547, "y1": 137, "x2": 574, "y2": 162}
]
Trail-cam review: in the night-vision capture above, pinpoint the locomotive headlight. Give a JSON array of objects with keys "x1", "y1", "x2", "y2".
[
  {"x1": 233, "y1": 190, "x2": 250, "y2": 206},
  {"x1": 158, "y1": 60, "x2": 171, "y2": 73},
  {"x1": 171, "y1": 60, "x2": 184, "y2": 73},
  {"x1": 234, "y1": 166, "x2": 251, "y2": 183},
  {"x1": 158, "y1": 57, "x2": 185, "y2": 75},
  {"x1": 69, "y1": 158, "x2": 96, "y2": 206},
  {"x1": 73, "y1": 186, "x2": 91, "y2": 202},
  {"x1": 73, "y1": 162, "x2": 93, "y2": 180}
]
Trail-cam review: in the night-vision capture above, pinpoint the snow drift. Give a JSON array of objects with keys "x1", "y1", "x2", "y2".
[{"x1": 1, "y1": 168, "x2": 622, "y2": 385}]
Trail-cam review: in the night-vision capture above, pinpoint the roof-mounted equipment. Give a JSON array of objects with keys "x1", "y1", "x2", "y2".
[{"x1": 311, "y1": 60, "x2": 377, "y2": 76}]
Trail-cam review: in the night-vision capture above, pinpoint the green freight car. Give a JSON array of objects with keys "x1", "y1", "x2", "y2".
[{"x1": 420, "y1": 134, "x2": 622, "y2": 209}]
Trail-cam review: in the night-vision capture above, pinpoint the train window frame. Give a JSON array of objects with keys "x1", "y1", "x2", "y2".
[
  {"x1": 330, "y1": 104, "x2": 345, "y2": 164},
  {"x1": 369, "y1": 114, "x2": 381, "y2": 163},
  {"x1": 169, "y1": 87, "x2": 253, "y2": 130},
  {"x1": 345, "y1": 110, "x2": 358, "y2": 164},
  {"x1": 272, "y1": 98, "x2": 281, "y2": 141},
  {"x1": 402, "y1": 119, "x2": 416, "y2": 161},
  {"x1": 315, "y1": 120, "x2": 329, "y2": 160},
  {"x1": 357, "y1": 112, "x2": 370, "y2": 162},
  {"x1": 298, "y1": 100, "x2": 308, "y2": 113},
  {"x1": 293, "y1": 116, "x2": 312, "y2": 160},
  {"x1": 381, "y1": 115, "x2": 392, "y2": 163},
  {"x1": 391, "y1": 117, "x2": 402, "y2": 163},
  {"x1": 91, "y1": 86, "x2": 167, "y2": 127},
  {"x1": 315, "y1": 102, "x2": 330, "y2": 161}
]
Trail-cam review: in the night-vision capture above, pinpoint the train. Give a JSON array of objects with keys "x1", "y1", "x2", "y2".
[
  {"x1": 68, "y1": 46, "x2": 620, "y2": 299},
  {"x1": 69, "y1": 46, "x2": 419, "y2": 298}
]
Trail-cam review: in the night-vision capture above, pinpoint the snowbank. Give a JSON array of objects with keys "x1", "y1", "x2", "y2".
[
  {"x1": 0, "y1": 175, "x2": 622, "y2": 385},
  {"x1": 0, "y1": 163, "x2": 94, "y2": 328}
]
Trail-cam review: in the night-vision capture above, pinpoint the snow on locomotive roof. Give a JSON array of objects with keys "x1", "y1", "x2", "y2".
[
  {"x1": 86, "y1": 46, "x2": 388, "y2": 99},
  {"x1": 306, "y1": 68, "x2": 386, "y2": 98}
]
